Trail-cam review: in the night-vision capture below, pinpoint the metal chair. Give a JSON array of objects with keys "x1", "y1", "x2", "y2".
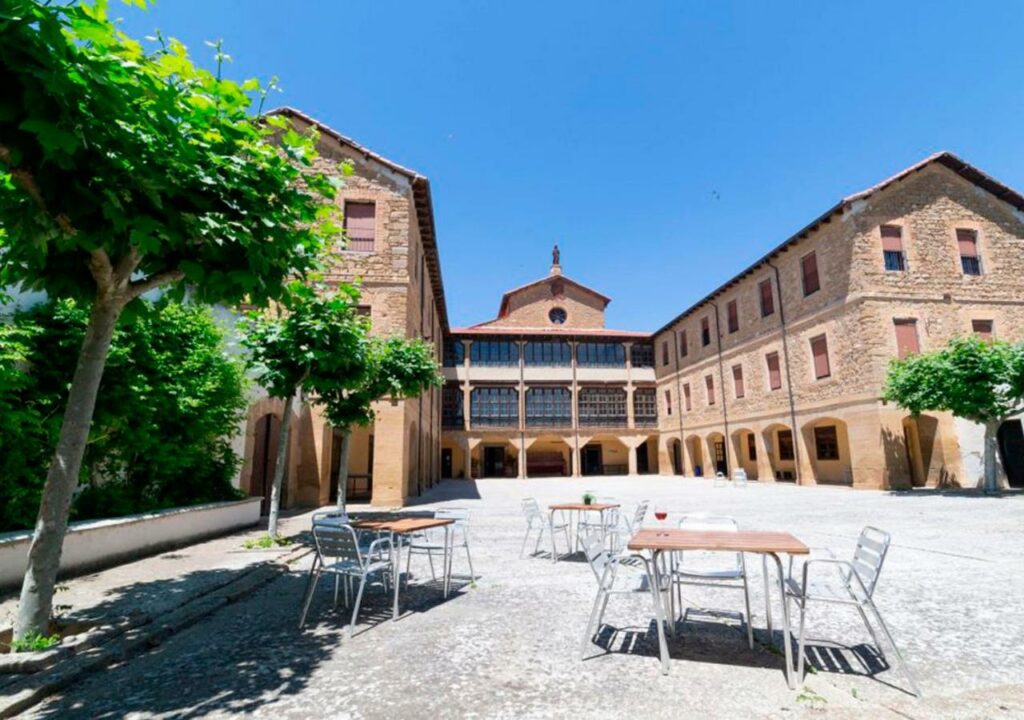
[
  {"x1": 299, "y1": 523, "x2": 393, "y2": 637},
  {"x1": 407, "y1": 507, "x2": 476, "y2": 585},
  {"x1": 580, "y1": 531, "x2": 673, "y2": 671},
  {"x1": 520, "y1": 498, "x2": 571, "y2": 562},
  {"x1": 608, "y1": 500, "x2": 649, "y2": 553},
  {"x1": 731, "y1": 468, "x2": 749, "y2": 487},
  {"x1": 671, "y1": 514, "x2": 754, "y2": 649},
  {"x1": 577, "y1": 496, "x2": 619, "y2": 549},
  {"x1": 785, "y1": 526, "x2": 921, "y2": 697}
]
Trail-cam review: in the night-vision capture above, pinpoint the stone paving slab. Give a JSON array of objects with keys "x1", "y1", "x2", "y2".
[{"x1": 18, "y1": 477, "x2": 1024, "y2": 719}]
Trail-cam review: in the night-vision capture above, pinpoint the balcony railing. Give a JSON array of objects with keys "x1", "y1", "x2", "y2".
[
  {"x1": 579, "y1": 415, "x2": 628, "y2": 428},
  {"x1": 525, "y1": 416, "x2": 573, "y2": 428},
  {"x1": 470, "y1": 415, "x2": 519, "y2": 428},
  {"x1": 634, "y1": 416, "x2": 658, "y2": 428},
  {"x1": 961, "y1": 255, "x2": 982, "y2": 276},
  {"x1": 442, "y1": 416, "x2": 464, "y2": 430}
]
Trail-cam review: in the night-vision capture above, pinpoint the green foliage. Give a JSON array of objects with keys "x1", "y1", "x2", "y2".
[
  {"x1": 0, "y1": 299, "x2": 247, "y2": 531},
  {"x1": 7, "y1": 632, "x2": 59, "y2": 653},
  {"x1": 582, "y1": 492, "x2": 595, "y2": 505},
  {"x1": 240, "y1": 283, "x2": 371, "y2": 400},
  {"x1": 883, "y1": 336, "x2": 1024, "y2": 423},
  {"x1": 242, "y1": 534, "x2": 293, "y2": 550},
  {"x1": 0, "y1": 0, "x2": 343, "y2": 308}
]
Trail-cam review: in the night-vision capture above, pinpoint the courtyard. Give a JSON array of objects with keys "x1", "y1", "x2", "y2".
[{"x1": 24, "y1": 477, "x2": 1024, "y2": 719}]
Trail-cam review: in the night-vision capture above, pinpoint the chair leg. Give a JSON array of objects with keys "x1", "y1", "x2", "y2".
[
  {"x1": 581, "y1": 589, "x2": 605, "y2": 660},
  {"x1": 349, "y1": 574, "x2": 368, "y2": 639},
  {"x1": 520, "y1": 525, "x2": 535, "y2": 558},
  {"x1": 464, "y1": 542, "x2": 476, "y2": 583},
  {"x1": 549, "y1": 521, "x2": 559, "y2": 563},
  {"x1": 741, "y1": 556, "x2": 754, "y2": 650},
  {"x1": 864, "y1": 598, "x2": 922, "y2": 697},
  {"x1": 534, "y1": 525, "x2": 545, "y2": 555},
  {"x1": 333, "y1": 574, "x2": 340, "y2": 608},
  {"x1": 762, "y1": 555, "x2": 774, "y2": 640},
  {"x1": 796, "y1": 597, "x2": 808, "y2": 683},
  {"x1": 299, "y1": 569, "x2": 321, "y2": 628}
]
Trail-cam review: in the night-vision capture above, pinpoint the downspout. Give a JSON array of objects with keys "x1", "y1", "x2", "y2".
[
  {"x1": 769, "y1": 261, "x2": 802, "y2": 484},
  {"x1": 709, "y1": 301, "x2": 730, "y2": 474}
]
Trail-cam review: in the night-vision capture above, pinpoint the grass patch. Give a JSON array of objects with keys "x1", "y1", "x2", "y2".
[
  {"x1": 7, "y1": 632, "x2": 60, "y2": 653},
  {"x1": 242, "y1": 534, "x2": 294, "y2": 550}
]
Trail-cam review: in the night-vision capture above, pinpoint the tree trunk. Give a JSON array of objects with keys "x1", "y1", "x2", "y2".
[
  {"x1": 14, "y1": 297, "x2": 122, "y2": 639},
  {"x1": 267, "y1": 389, "x2": 298, "y2": 539},
  {"x1": 335, "y1": 427, "x2": 352, "y2": 514},
  {"x1": 982, "y1": 419, "x2": 1003, "y2": 493}
]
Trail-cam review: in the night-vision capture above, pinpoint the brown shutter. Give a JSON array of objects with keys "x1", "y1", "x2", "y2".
[
  {"x1": 733, "y1": 365, "x2": 745, "y2": 398},
  {"x1": 811, "y1": 335, "x2": 831, "y2": 379},
  {"x1": 664, "y1": 390, "x2": 672, "y2": 415},
  {"x1": 683, "y1": 383, "x2": 692, "y2": 411},
  {"x1": 893, "y1": 319, "x2": 920, "y2": 359},
  {"x1": 759, "y1": 279, "x2": 774, "y2": 316},
  {"x1": 344, "y1": 201, "x2": 376, "y2": 251},
  {"x1": 679, "y1": 329, "x2": 688, "y2": 357},
  {"x1": 766, "y1": 352, "x2": 782, "y2": 390},
  {"x1": 880, "y1": 225, "x2": 904, "y2": 252},
  {"x1": 705, "y1": 375, "x2": 715, "y2": 405},
  {"x1": 956, "y1": 229, "x2": 978, "y2": 256},
  {"x1": 727, "y1": 300, "x2": 739, "y2": 333},
  {"x1": 802, "y1": 252, "x2": 820, "y2": 295}
]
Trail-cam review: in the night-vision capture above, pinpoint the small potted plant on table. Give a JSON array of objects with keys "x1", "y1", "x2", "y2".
[{"x1": 582, "y1": 492, "x2": 595, "y2": 506}]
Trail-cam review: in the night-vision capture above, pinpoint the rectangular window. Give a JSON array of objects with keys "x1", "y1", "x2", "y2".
[
  {"x1": 727, "y1": 300, "x2": 739, "y2": 333},
  {"x1": 631, "y1": 344, "x2": 655, "y2": 368},
  {"x1": 683, "y1": 383, "x2": 692, "y2": 411},
  {"x1": 470, "y1": 340, "x2": 519, "y2": 366},
  {"x1": 442, "y1": 385, "x2": 464, "y2": 429},
  {"x1": 442, "y1": 340, "x2": 465, "y2": 368},
  {"x1": 355, "y1": 305, "x2": 372, "y2": 318},
  {"x1": 525, "y1": 387, "x2": 571, "y2": 428},
  {"x1": 343, "y1": 201, "x2": 376, "y2": 252},
  {"x1": 661, "y1": 341, "x2": 670, "y2": 366},
  {"x1": 578, "y1": 387, "x2": 627, "y2": 427},
  {"x1": 523, "y1": 340, "x2": 572, "y2": 366},
  {"x1": 747, "y1": 433, "x2": 757, "y2": 461},
  {"x1": 663, "y1": 389, "x2": 672, "y2": 417},
  {"x1": 679, "y1": 329, "x2": 688, "y2": 357},
  {"x1": 893, "y1": 319, "x2": 920, "y2": 360},
  {"x1": 759, "y1": 279, "x2": 774, "y2": 317},
  {"x1": 470, "y1": 387, "x2": 518, "y2": 427},
  {"x1": 705, "y1": 374, "x2": 715, "y2": 405},
  {"x1": 778, "y1": 429, "x2": 795, "y2": 461},
  {"x1": 957, "y1": 228, "x2": 981, "y2": 275},
  {"x1": 701, "y1": 317, "x2": 711, "y2": 347},
  {"x1": 766, "y1": 352, "x2": 782, "y2": 390},
  {"x1": 972, "y1": 319, "x2": 994, "y2": 341},
  {"x1": 576, "y1": 342, "x2": 626, "y2": 368},
  {"x1": 633, "y1": 388, "x2": 658, "y2": 425},
  {"x1": 881, "y1": 225, "x2": 907, "y2": 272},
  {"x1": 801, "y1": 251, "x2": 820, "y2": 296},
  {"x1": 810, "y1": 335, "x2": 831, "y2": 379},
  {"x1": 814, "y1": 426, "x2": 840, "y2": 461},
  {"x1": 732, "y1": 364, "x2": 745, "y2": 398}
]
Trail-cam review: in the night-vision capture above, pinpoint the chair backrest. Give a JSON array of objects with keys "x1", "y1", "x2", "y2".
[
  {"x1": 311, "y1": 509, "x2": 349, "y2": 527},
  {"x1": 632, "y1": 500, "x2": 649, "y2": 529},
  {"x1": 678, "y1": 513, "x2": 742, "y2": 573},
  {"x1": 312, "y1": 523, "x2": 363, "y2": 567},
  {"x1": 732, "y1": 468, "x2": 748, "y2": 487},
  {"x1": 436, "y1": 507, "x2": 470, "y2": 530},
  {"x1": 582, "y1": 531, "x2": 614, "y2": 589},
  {"x1": 521, "y1": 498, "x2": 543, "y2": 524},
  {"x1": 849, "y1": 526, "x2": 891, "y2": 597}
]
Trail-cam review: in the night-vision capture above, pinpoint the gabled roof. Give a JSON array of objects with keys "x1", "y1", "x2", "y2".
[
  {"x1": 265, "y1": 107, "x2": 449, "y2": 332},
  {"x1": 654, "y1": 151, "x2": 1024, "y2": 336},
  {"x1": 497, "y1": 273, "x2": 611, "y2": 318}
]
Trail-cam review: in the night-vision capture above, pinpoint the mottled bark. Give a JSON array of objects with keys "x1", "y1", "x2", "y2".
[
  {"x1": 983, "y1": 419, "x2": 1002, "y2": 493},
  {"x1": 335, "y1": 428, "x2": 352, "y2": 514},
  {"x1": 267, "y1": 390, "x2": 297, "y2": 539}
]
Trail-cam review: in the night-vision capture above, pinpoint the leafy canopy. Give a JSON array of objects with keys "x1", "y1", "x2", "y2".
[
  {"x1": 240, "y1": 283, "x2": 371, "y2": 400},
  {"x1": 883, "y1": 336, "x2": 1024, "y2": 423},
  {"x1": 0, "y1": 0, "x2": 344, "y2": 307}
]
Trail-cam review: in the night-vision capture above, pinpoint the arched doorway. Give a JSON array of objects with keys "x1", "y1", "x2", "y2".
[
  {"x1": 707, "y1": 432, "x2": 728, "y2": 476},
  {"x1": 250, "y1": 413, "x2": 282, "y2": 516},
  {"x1": 731, "y1": 428, "x2": 758, "y2": 480},
  {"x1": 669, "y1": 438, "x2": 683, "y2": 475},
  {"x1": 801, "y1": 417, "x2": 853, "y2": 485},
  {"x1": 685, "y1": 435, "x2": 705, "y2": 477},
  {"x1": 762, "y1": 423, "x2": 796, "y2": 482},
  {"x1": 999, "y1": 419, "x2": 1024, "y2": 488}
]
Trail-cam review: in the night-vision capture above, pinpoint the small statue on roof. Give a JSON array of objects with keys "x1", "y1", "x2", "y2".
[{"x1": 552, "y1": 243, "x2": 560, "y2": 266}]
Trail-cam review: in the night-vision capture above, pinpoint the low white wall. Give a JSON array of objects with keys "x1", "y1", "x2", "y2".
[{"x1": 0, "y1": 498, "x2": 262, "y2": 590}]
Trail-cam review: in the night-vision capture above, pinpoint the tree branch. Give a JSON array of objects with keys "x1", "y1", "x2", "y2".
[
  {"x1": 88, "y1": 249, "x2": 115, "y2": 291},
  {"x1": 112, "y1": 246, "x2": 141, "y2": 287},
  {"x1": 128, "y1": 269, "x2": 185, "y2": 299},
  {"x1": 0, "y1": 143, "x2": 76, "y2": 236}
]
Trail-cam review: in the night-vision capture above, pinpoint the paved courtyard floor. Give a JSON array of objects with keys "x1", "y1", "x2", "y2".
[{"x1": 24, "y1": 477, "x2": 1024, "y2": 719}]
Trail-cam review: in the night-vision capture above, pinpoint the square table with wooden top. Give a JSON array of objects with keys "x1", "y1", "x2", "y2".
[
  {"x1": 350, "y1": 516, "x2": 456, "y2": 620},
  {"x1": 548, "y1": 502, "x2": 620, "y2": 560},
  {"x1": 628, "y1": 527, "x2": 809, "y2": 685}
]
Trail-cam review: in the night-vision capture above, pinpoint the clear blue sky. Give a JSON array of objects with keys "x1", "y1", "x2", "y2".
[{"x1": 122, "y1": 1, "x2": 1024, "y2": 331}]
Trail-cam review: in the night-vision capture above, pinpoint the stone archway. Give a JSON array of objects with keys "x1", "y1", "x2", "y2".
[
  {"x1": 685, "y1": 434, "x2": 705, "y2": 477},
  {"x1": 526, "y1": 436, "x2": 572, "y2": 477},
  {"x1": 730, "y1": 428, "x2": 758, "y2": 480},
  {"x1": 706, "y1": 431, "x2": 728, "y2": 476},
  {"x1": 762, "y1": 423, "x2": 796, "y2": 482},
  {"x1": 801, "y1": 417, "x2": 853, "y2": 485},
  {"x1": 250, "y1": 413, "x2": 281, "y2": 515}
]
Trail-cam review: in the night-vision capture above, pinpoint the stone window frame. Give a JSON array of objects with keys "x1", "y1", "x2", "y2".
[
  {"x1": 801, "y1": 250, "x2": 821, "y2": 297},
  {"x1": 949, "y1": 221, "x2": 985, "y2": 277},
  {"x1": 705, "y1": 374, "x2": 716, "y2": 406},
  {"x1": 892, "y1": 317, "x2": 921, "y2": 360},
  {"x1": 758, "y1": 277, "x2": 775, "y2": 318},
  {"x1": 971, "y1": 318, "x2": 995, "y2": 341},
  {"x1": 700, "y1": 316, "x2": 712, "y2": 347},
  {"x1": 879, "y1": 223, "x2": 910, "y2": 273},
  {"x1": 809, "y1": 333, "x2": 832, "y2": 382},
  {"x1": 765, "y1": 350, "x2": 783, "y2": 391},
  {"x1": 682, "y1": 382, "x2": 692, "y2": 412},
  {"x1": 678, "y1": 328, "x2": 689, "y2": 357},
  {"x1": 726, "y1": 298, "x2": 740, "y2": 334},
  {"x1": 732, "y1": 363, "x2": 745, "y2": 399},
  {"x1": 341, "y1": 199, "x2": 378, "y2": 254}
]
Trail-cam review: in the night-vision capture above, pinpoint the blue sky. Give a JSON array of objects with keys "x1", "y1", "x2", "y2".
[{"x1": 122, "y1": 1, "x2": 1024, "y2": 331}]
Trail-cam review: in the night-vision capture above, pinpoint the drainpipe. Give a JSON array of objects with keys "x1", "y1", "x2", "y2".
[
  {"x1": 769, "y1": 261, "x2": 802, "y2": 484},
  {"x1": 710, "y1": 301, "x2": 730, "y2": 474}
]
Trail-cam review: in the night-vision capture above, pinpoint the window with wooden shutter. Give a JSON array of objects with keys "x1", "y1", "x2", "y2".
[
  {"x1": 683, "y1": 383, "x2": 692, "y2": 411},
  {"x1": 661, "y1": 341, "x2": 669, "y2": 366},
  {"x1": 810, "y1": 335, "x2": 830, "y2": 379},
  {"x1": 664, "y1": 390, "x2": 672, "y2": 416},
  {"x1": 801, "y1": 251, "x2": 820, "y2": 296},
  {"x1": 759, "y1": 279, "x2": 774, "y2": 317},
  {"x1": 766, "y1": 352, "x2": 782, "y2": 390},
  {"x1": 732, "y1": 364, "x2": 745, "y2": 398},
  {"x1": 679, "y1": 329, "x2": 688, "y2": 357},
  {"x1": 705, "y1": 374, "x2": 715, "y2": 405},
  {"x1": 727, "y1": 300, "x2": 739, "y2": 333},
  {"x1": 972, "y1": 319, "x2": 994, "y2": 341},
  {"x1": 701, "y1": 317, "x2": 711, "y2": 347},
  {"x1": 343, "y1": 201, "x2": 376, "y2": 252},
  {"x1": 957, "y1": 229, "x2": 981, "y2": 275},
  {"x1": 881, "y1": 225, "x2": 907, "y2": 272},
  {"x1": 893, "y1": 319, "x2": 920, "y2": 359}
]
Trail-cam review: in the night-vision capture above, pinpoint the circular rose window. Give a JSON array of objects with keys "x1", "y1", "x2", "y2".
[{"x1": 549, "y1": 307, "x2": 567, "y2": 324}]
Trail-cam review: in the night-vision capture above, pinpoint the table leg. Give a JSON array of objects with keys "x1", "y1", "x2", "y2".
[
  {"x1": 392, "y1": 531, "x2": 401, "y2": 621},
  {"x1": 768, "y1": 552, "x2": 794, "y2": 689},
  {"x1": 647, "y1": 549, "x2": 671, "y2": 674},
  {"x1": 549, "y1": 509, "x2": 558, "y2": 563}
]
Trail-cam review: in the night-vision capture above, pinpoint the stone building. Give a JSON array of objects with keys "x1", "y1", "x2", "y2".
[
  {"x1": 235, "y1": 107, "x2": 1024, "y2": 507},
  {"x1": 440, "y1": 249, "x2": 661, "y2": 481},
  {"x1": 237, "y1": 107, "x2": 446, "y2": 510}
]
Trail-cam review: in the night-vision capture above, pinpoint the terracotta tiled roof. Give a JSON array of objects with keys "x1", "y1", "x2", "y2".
[
  {"x1": 654, "y1": 151, "x2": 1024, "y2": 336},
  {"x1": 265, "y1": 107, "x2": 449, "y2": 332},
  {"x1": 451, "y1": 326, "x2": 651, "y2": 339}
]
